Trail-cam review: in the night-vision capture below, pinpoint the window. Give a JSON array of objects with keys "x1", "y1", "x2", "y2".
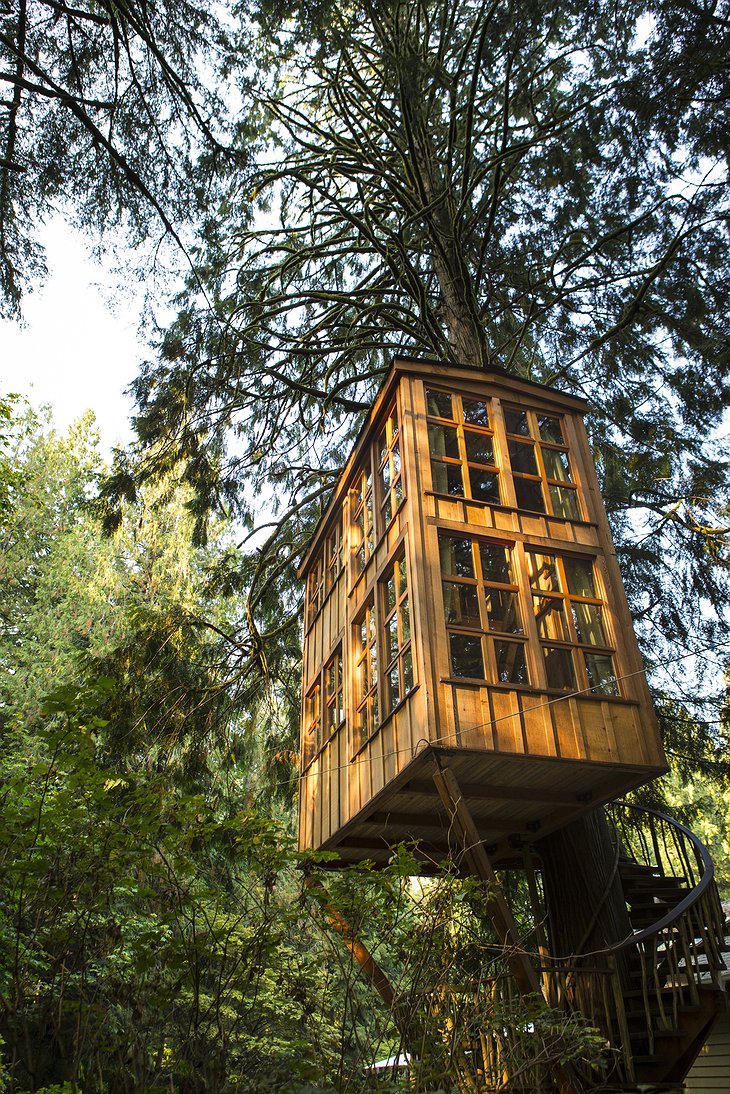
[
  {"x1": 353, "y1": 466, "x2": 375, "y2": 574},
  {"x1": 378, "y1": 405, "x2": 404, "y2": 529},
  {"x1": 426, "y1": 389, "x2": 500, "y2": 504},
  {"x1": 526, "y1": 551, "x2": 618, "y2": 695},
  {"x1": 301, "y1": 647, "x2": 345, "y2": 770},
  {"x1": 353, "y1": 402, "x2": 405, "y2": 576},
  {"x1": 325, "y1": 517, "x2": 344, "y2": 592},
  {"x1": 382, "y1": 556, "x2": 414, "y2": 715},
  {"x1": 439, "y1": 533, "x2": 529, "y2": 685},
  {"x1": 302, "y1": 680, "x2": 321, "y2": 769},
  {"x1": 354, "y1": 599, "x2": 379, "y2": 750},
  {"x1": 306, "y1": 554, "x2": 324, "y2": 629},
  {"x1": 503, "y1": 408, "x2": 581, "y2": 520}
]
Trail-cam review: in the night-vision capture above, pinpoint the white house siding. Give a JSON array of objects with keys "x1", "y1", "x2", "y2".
[{"x1": 684, "y1": 1012, "x2": 730, "y2": 1092}]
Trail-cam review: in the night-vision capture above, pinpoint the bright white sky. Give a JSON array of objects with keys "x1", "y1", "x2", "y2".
[{"x1": 0, "y1": 216, "x2": 153, "y2": 451}]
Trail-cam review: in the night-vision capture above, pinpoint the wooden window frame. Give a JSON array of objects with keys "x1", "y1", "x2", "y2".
[
  {"x1": 301, "y1": 679, "x2": 321, "y2": 770},
  {"x1": 352, "y1": 399, "x2": 405, "y2": 578},
  {"x1": 526, "y1": 550, "x2": 619, "y2": 695},
  {"x1": 353, "y1": 597, "x2": 379, "y2": 753},
  {"x1": 503, "y1": 407, "x2": 582, "y2": 520},
  {"x1": 381, "y1": 553, "x2": 414, "y2": 717},
  {"x1": 438, "y1": 532, "x2": 530, "y2": 686},
  {"x1": 425, "y1": 387, "x2": 501, "y2": 505},
  {"x1": 301, "y1": 645, "x2": 345, "y2": 772},
  {"x1": 377, "y1": 404, "x2": 404, "y2": 532}
]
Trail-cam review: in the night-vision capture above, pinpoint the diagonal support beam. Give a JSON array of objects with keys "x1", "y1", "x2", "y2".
[{"x1": 431, "y1": 762, "x2": 583, "y2": 1094}]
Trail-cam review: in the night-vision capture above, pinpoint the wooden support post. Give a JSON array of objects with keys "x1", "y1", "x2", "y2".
[
  {"x1": 304, "y1": 876, "x2": 396, "y2": 1010},
  {"x1": 432, "y1": 763, "x2": 584, "y2": 1094}
]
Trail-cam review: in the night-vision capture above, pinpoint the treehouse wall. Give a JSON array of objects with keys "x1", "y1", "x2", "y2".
[{"x1": 298, "y1": 358, "x2": 665, "y2": 858}]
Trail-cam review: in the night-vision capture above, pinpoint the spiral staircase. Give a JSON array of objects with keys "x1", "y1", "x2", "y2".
[{"x1": 431, "y1": 800, "x2": 730, "y2": 1092}]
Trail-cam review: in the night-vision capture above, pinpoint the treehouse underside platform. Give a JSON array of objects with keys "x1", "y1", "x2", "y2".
[{"x1": 315, "y1": 747, "x2": 666, "y2": 870}]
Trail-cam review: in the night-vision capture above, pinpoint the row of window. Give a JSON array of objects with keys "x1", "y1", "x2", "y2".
[
  {"x1": 302, "y1": 537, "x2": 619, "y2": 770},
  {"x1": 306, "y1": 389, "x2": 586, "y2": 632},
  {"x1": 426, "y1": 388, "x2": 582, "y2": 520}
]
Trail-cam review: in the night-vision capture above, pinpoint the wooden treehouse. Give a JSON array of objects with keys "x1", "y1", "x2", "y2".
[{"x1": 298, "y1": 356, "x2": 730, "y2": 1090}]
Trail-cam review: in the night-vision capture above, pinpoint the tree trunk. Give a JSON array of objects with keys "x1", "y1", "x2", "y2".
[{"x1": 536, "y1": 808, "x2": 632, "y2": 986}]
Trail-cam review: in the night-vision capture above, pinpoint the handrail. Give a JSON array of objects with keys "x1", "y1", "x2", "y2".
[{"x1": 600, "y1": 800, "x2": 718, "y2": 956}]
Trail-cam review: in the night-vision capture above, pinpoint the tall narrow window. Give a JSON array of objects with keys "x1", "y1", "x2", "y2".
[
  {"x1": 325, "y1": 517, "x2": 343, "y2": 592},
  {"x1": 354, "y1": 599, "x2": 379, "y2": 750},
  {"x1": 503, "y1": 408, "x2": 581, "y2": 519},
  {"x1": 302, "y1": 681, "x2": 321, "y2": 769},
  {"x1": 306, "y1": 553, "x2": 324, "y2": 628},
  {"x1": 325, "y1": 647, "x2": 345, "y2": 738},
  {"x1": 439, "y1": 534, "x2": 529, "y2": 684},
  {"x1": 378, "y1": 405, "x2": 404, "y2": 529},
  {"x1": 426, "y1": 389, "x2": 500, "y2": 504},
  {"x1": 382, "y1": 556, "x2": 414, "y2": 714},
  {"x1": 353, "y1": 467, "x2": 374, "y2": 573},
  {"x1": 527, "y1": 551, "x2": 618, "y2": 694}
]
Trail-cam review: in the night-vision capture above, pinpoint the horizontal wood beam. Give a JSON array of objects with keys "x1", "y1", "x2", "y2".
[{"x1": 405, "y1": 778, "x2": 587, "y2": 807}]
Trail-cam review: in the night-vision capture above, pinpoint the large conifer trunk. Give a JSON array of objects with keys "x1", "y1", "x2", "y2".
[{"x1": 536, "y1": 809, "x2": 632, "y2": 986}]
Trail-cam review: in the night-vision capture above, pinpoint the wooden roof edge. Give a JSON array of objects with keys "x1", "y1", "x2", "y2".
[{"x1": 297, "y1": 353, "x2": 590, "y2": 577}]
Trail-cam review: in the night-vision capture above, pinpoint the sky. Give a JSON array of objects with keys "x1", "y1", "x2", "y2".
[{"x1": 0, "y1": 216, "x2": 154, "y2": 451}]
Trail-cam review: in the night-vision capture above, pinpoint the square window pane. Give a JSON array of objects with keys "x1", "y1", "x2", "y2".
[
  {"x1": 542, "y1": 447, "x2": 572, "y2": 482},
  {"x1": 505, "y1": 409, "x2": 529, "y2": 435},
  {"x1": 508, "y1": 439, "x2": 538, "y2": 475},
  {"x1": 469, "y1": 467, "x2": 500, "y2": 503},
  {"x1": 514, "y1": 478, "x2": 546, "y2": 513},
  {"x1": 495, "y1": 641, "x2": 529, "y2": 684},
  {"x1": 431, "y1": 460, "x2": 464, "y2": 496},
  {"x1": 486, "y1": 590, "x2": 522, "y2": 633},
  {"x1": 533, "y1": 596, "x2": 569, "y2": 640},
  {"x1": 426, "y1": 389, "x2": 454, "y2": 419},
  {"x1": 549, "y1": 485, "x2": 580, "y2": 520},
  {"x1": 465, "y1": 430, "x2": 495, "y2": 465},
  {"x1": 584, "y1": 653, "x2": 618, "y2": 695},
  {"x1": 463, "y1": 398, "x2": 490, "y2": 426},
  {"x1": 572, "y1": 602, "x2": 606, "y2": 646},
  {"x1": 527, "y1": 552, "x2": 560, "y2": 591},
  {"x1": 479, "y1": 543, "x2": 512, "y2": 584},
  {"x1": 563, "y1": 557, "x2": 596, "y2": 597},
  {"x1": 537, "y1": 415, "x2": 564, "y2": 444},
  {"x1": 428, "y1": 422, "x2": 460, "y2": 460},
  {"x1": 439, "y1": 536, "x2": 475, "y2": 577},
  {"x1": 450, "y1": 633, "x2": 484, "y2": 678},
  {"x1": 544, "y1": 647, "x2": 576, "y2": 690},
  {"x1": 443, "y1": 581, "x2": 480, "y2": 626}
]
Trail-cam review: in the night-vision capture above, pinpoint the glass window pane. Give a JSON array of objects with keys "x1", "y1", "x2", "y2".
[
  {"x1": 479, "y1": 543, "x2": 512, "y2": 584},
  {"x1": 486, "y1": 590, "x2": 522, "y2": 633},
  {"x1": 495, "y1": 641, "x2": 529, "y2": 684},
  {"x1": 381, "y1": 459, "x2": 391, "y2": 489},
  {"x1": 392, "y1": 442, "x2": 401, "y2": 474},
  {"x1": 403, "y1": 648, "x2": 414, "y2": 692},
  {"x1": 533, "y1": 596, "x2": 569, "y2": 640},
  {"x1": 378, "y1": 429, "x2": 388, "y2": 466},
  {"x1": 388, "y1": 665, "x2": 401, "y2": 709},
  {"x1": 508, "y1": 439, "x2": 538, "y2": 475},
  {"x1": 401, "y1": 599, "x2": 411, "y2": 641},
  {"x1": 514, "y1": 478, "x2": 546, "y2": 513},
  {"x1": 382, "y1": 496, "x2": 393, "y2": 526},
  {"x1": 428, "y1": 422, "x2": 460, "y2": 460},
  {"x1": 537, "y1": 415, "x2": 564, "y2": 444},
  {"x1": 572, "y1": 602, "x2": 606, "y2": 646},
  {"x1": 463, "y1": 398, "x2": 490, "y2": 426},
  {"x1": 584, "y1": 653, "x2": 618, "y2": 695},
  {"x1": 426, "y1": 389, "x2": 454, "y2": 419},
  {"x1": 464, "y1": 430, "x2": 495, "y2": 465},
  {"x1": 504, "y1": 409, "x2": 529, "y2": 435},
  {"x1": 439, "y1": 536, "x2": 475, "y2": 577},
  {"x1": 563, "y1": 557, "x2": 596, "y2": 597},
  {"x1": 542, "y1": 447, "x2": 572, "y2": 482},
  {"x1": 387, "y1": 612, "x2": 399, "y2": 661},
  {"x1": 544, "y1": 647, "x2": 576, "y2": 690},
  {"x1": 469, "y1": 467, "x2": 500, "y2": 503},
  {"x1": 527, "y1": 552, "x2": 560, "y2": 592},
  {"x1": 385, "y1": 572, "x2": 396, "y2": 611},
  {"x1": 549, "y1": 485, "x2": 580, "y2": 520},
  {"x1": 398, "y1": 557, "x2": 408, "y2": 589},
  {"x1": 431, "y1": 460, "x2": 464, "y2": 496},
  {"x1": 394, "y1": 478, "x2": 404, "y2": 504},
  {"x1": 443, "y1": 581, "x2": 480, "y2": 626},
  {"x1": 450, "y1": 633, "x2": 484, "y2": 678}
]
